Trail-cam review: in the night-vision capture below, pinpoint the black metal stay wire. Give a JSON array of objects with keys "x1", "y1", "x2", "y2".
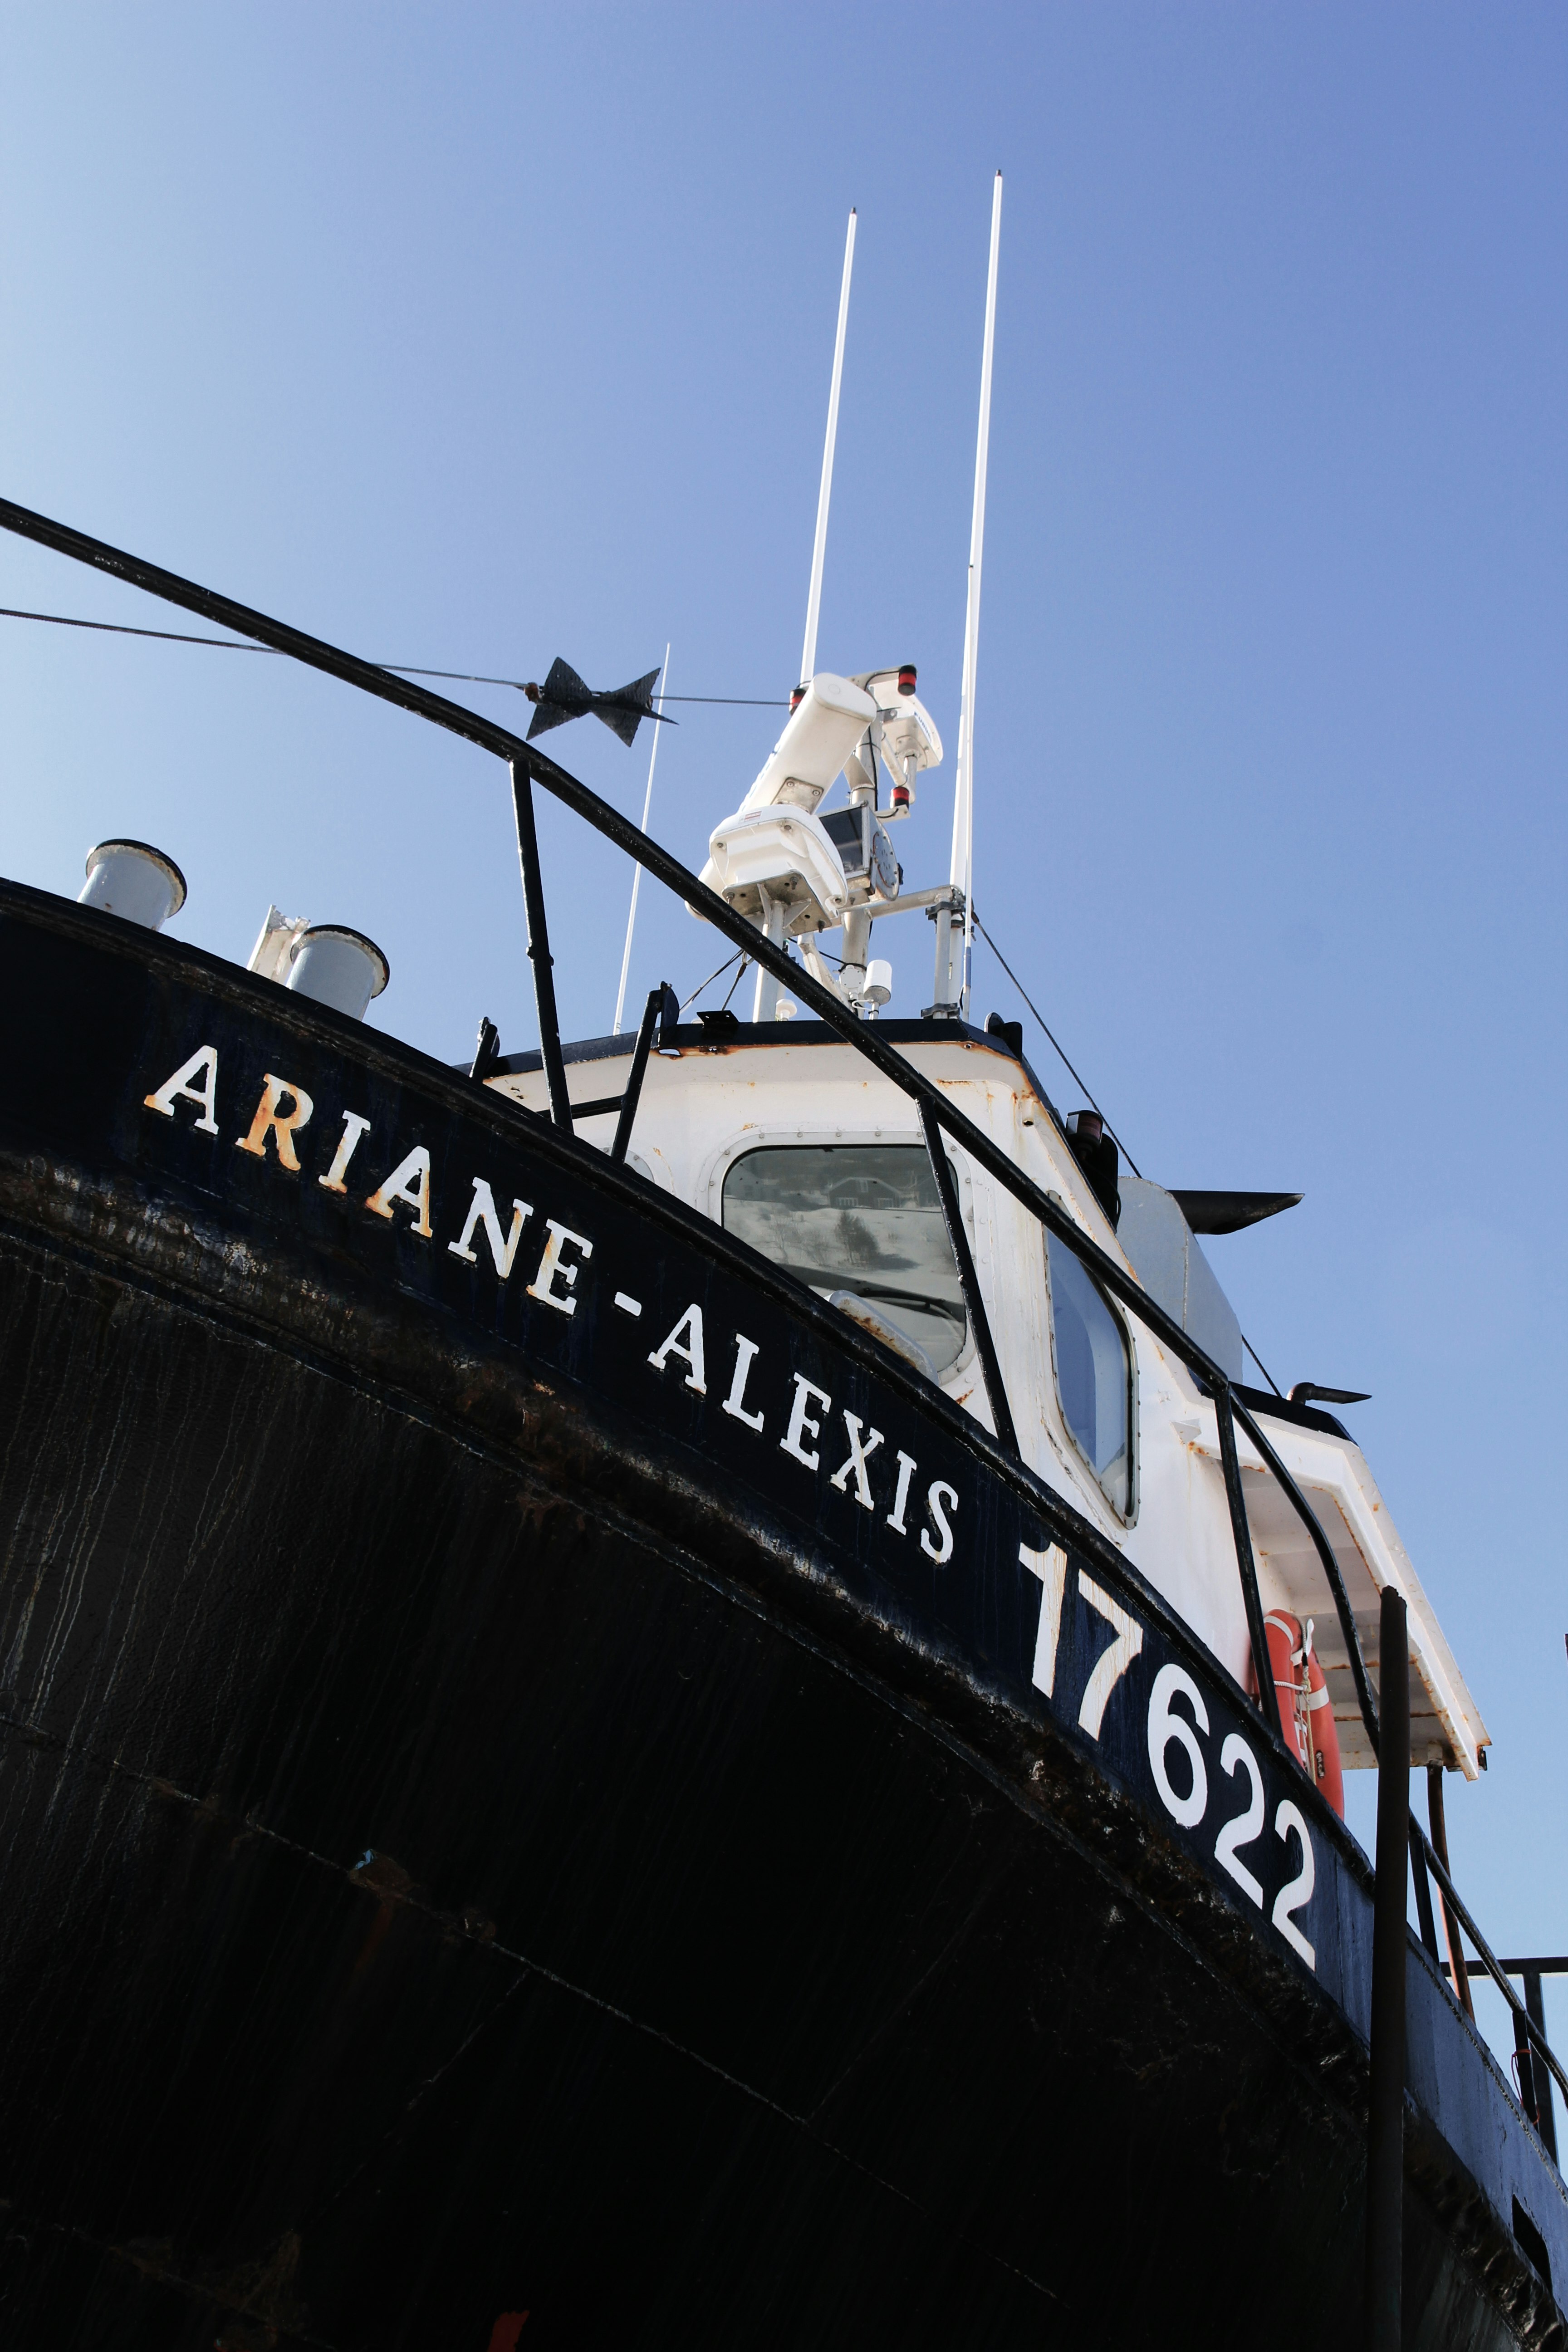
[
  {"x1": 680, "y1": 951, "x2": 744, "y2": 1013},
  {"x1": 0, "y1": 603, "x2": 785, "y2": 702},
  {"x1": 972, "y1": 912, "x2": 1142, "y2": 1178},
  {"x1": 974, "y1": 910, "x2": 1286, "y2": 1399}
]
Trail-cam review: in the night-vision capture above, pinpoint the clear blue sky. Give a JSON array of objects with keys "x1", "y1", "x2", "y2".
[{"x1": 3, "y1": 5, "x2": 1564, "y2": 2074}]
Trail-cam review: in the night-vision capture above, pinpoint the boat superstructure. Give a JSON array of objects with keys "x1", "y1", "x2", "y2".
[{"x1": 490, "y1": 1016, "x2": 1484, "y2": 1784}]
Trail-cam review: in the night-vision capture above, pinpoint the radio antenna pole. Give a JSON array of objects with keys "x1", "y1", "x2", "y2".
[
  {"x1": 799, "y1": 209, "x2": 857, "y2": 689},
  {"x1": 949, "y1": 171, "x2": 1003, "y2": 1019},
  {"x1": 612, "y1": 643, "x2": 670, "y2": 1032}
]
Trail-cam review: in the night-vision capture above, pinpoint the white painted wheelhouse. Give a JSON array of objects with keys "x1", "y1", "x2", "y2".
[{"x1": 490, "y1": 1024, "x2": 1487, "y2": 1785}]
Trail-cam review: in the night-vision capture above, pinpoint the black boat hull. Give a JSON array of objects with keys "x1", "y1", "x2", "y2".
[{"x1": 0, "y1": 880, "x2": 1560, "y2": 2350}]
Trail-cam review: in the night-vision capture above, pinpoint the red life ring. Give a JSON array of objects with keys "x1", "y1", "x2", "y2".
[{"x1": 1259, "y1": 1610, "x2": 1345, "y2": 1818}]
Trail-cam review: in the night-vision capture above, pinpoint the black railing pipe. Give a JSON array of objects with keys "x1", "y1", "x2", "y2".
[
  {"x1": 611, "y1": 987, "x2": 662, "y2": 1166},
  {"x1": 1449, "y1": 1955, "x2": 1568, "y2": 1977},
  {"x1": 1211, "y1": 1385, "x2": 1276, "y2": 1721},
  {"x1": 1407, "y1": 1822, "x2": 1439, "y2": 1962},
  {"x1": 1510, "y1": 1995, "x2": 1557, "y2": 2158},
  {"x1": 1228, "y1": 1393, "x2": 1380, "y2": 1751},
  {"x1": 1365, "y1": 1585, "x2": 1410, "y2": 2352},
  {"x1": 1423, "y1": 1846, "x2": 1568, "y2": 2110},
  {"x1": 918, "y1": 1099, "x2": 1018, "y2": 1456},
  {"x1": 1524, "y1": 1973, "x2": 1558, "y2": 2163},
  {"x1": 509, "y1": 761, "x2": 571, "y2": 1133},
  {"x1": 1426, "y1": 1765, "x2": 1472, "y2": 2021}
]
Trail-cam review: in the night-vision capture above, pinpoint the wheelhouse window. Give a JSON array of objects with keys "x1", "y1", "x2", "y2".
[
  {"x1": 1046, "y1": 1231, "x2": 1132, "y2": 1514},
  {"x1": 722, "y1": 1145, "x2": 967, "y2": 1377}
]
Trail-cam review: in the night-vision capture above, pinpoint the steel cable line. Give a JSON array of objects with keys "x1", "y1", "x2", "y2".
[
  {"x1": 0, "y1": 604, "x2": 787, "y2": 702},
  {"x1": 971, "y1": 912, "x2": 1141, "y2": 1176},
  {"x1": 973, "y1": 912, "x2": 1285, "y2": 1397}
]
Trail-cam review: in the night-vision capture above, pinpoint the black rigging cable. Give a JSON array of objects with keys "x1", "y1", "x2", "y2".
[
  {"x1": 0, "y1": 605, "x2": 787, "y2": 702},
  {"x1": 717, "y1": 957, "x2": 750, "y2": 1014},
  {"x1": 1240, "y1": 1338, "x2": 1286, "y2": 1399},
  {"x1": 679, "y1": 951, "x2": 744, "y2": 1012},
  {"x1": 972, "y1": 912, "x2": 1141, "y2": 1177},
  {"x1": 974, "y1": 912, "x2": 1286, "y2": 1396}
]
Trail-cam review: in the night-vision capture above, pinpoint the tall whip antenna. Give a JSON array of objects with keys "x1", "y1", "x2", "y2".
[
  {"x1": 949, "y1": 171, "x2": 1003, "y2": 1017},
  {"x1": 612, "y1": 643, "x2": 670, "y2": 1032},
  {"x1": 799, "y1": 209, "x2": 857, "y2": 687}
]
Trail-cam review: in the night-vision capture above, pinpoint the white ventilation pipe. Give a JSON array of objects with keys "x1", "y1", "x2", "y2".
[
  {"x1": 78, "y1": 840, "x2": 187, "y2": 930},
  {"x1": 286, "y1": 925, "x2": 389, "y2": 1020}
]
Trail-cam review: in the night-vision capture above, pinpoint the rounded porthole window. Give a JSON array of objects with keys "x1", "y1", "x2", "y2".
[{"x1": 1045, "y1": 1230, "x2": 1133, "y2": 1515}]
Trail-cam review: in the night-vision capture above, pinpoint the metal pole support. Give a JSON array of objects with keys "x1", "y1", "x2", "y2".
[
  {"x1": 1426, "y1": 1764, "x2": 1473, "y2": 2024},
  {"x1": 611, "y1": 987, "x2": 663, "y2": 1166},
  {"x1": 1524, "y1": 1972, "x2": 1558, "y2": 2164},
  {"x1": 1211, "y1": 1385, "x2": 1276, "y2": 1725},
  {"x1": 1365, "y1": 1585, "x2": 1410, "y2": 2352},
  {"x1": 917, "y1": 1098, "x2": 1017, "y2": 1454},
  {"x1": 510, "y1": 760, "x2": 572, "y2": 1132}
]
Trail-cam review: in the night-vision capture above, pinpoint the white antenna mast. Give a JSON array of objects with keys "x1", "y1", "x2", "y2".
[
  {"x1": 799, "y1": 208, "x2": 857, "y2": 686},
  {"x1": 948, "y1": 171, "x2": 1003, "y2": 1018},
  {"x1": 612, "y1": 644, "x2": 670, "y2": 1033}
]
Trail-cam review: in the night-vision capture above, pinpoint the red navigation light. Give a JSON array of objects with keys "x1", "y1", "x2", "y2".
[
  {"x1": 790, "y1": 684, "x2": 807, "y2": 712},
  {"x1": 897, "y1": 664, "x2": 917, "y2": 698},
  {"x1": 892, "y1": 782, "x2": 911, "y2": 813}
]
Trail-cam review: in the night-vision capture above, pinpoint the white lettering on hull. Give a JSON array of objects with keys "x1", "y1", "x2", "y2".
[
  {"x1": 140, "y1": 1047, "x2": 967, "y2": 1564},
  {"x1": 722, "y1": 1335, "x2": 766, "y2": 1431},
  {"x1": 886, "y1": 1451, "x2": 917, "y2": 1536},
  {"x1": 647, "y1": 1304, "x2": 706, "y2": 1393},
  {"x1": 527, "y1": 1220, "x2": 592, "y2": 1314},
  {"x1": 1021, "y1": 1542, "x2": 1068, "y2": 1697},
  {"x1": 144, "y1": 1046, "x2": 220, "y2": 1133},
  {"x1": 921, "y1": 1481, "x2": 958, "y2": 1564},
  {"x1": 319, "y1": 1112, "x2": 372, "y2": 1194},
  {"x1": 829, "y1": 1412, "x2": 883, "y2": 1508},
  {"x1": 235, "y1": 1075, "x2": 315, "y2": 1171},
  {"x1": 448, "y1": 1180, "x2": 534, "y2": 1278},
  {"x1": 780, "y1": 1373, "x2": 831, "y2": 1469},
  {"x1": 366, "y1": 1147, "x2": 433, "y2": 1237}
]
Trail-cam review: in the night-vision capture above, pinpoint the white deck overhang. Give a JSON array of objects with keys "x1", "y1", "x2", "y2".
[{"x1": 1186, "y1": 1407, "x2": 1487, "y2": 1778}]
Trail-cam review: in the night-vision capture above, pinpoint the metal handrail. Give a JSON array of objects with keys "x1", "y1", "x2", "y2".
[
  {"x1": 3, "y1": 493, "x2": 1558, "y2": 2123},
  {"x1": 1412, "y1": 1819, "x2": 1568, "y2": 2109},
  {"x1": 1228, "y1": 1393, "x2": 1381, "y2": 1747}
]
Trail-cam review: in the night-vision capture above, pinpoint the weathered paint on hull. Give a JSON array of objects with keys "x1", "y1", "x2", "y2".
[{"x1": 0, "y1": 879, "x2": 1560, "y2": 2351}]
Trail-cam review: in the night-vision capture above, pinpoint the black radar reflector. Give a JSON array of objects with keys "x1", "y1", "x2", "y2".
[{"x1": 523, "y1": 657, "x2": 672, "y2": 748}]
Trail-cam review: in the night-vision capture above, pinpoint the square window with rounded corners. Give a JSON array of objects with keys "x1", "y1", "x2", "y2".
[
  {"x1": 721, "y1": 1143, "x2": 969, "y2": 1378},
  {"x1": 1045, "y1": 1228, "x2": 1134, "y2": 1516}
]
